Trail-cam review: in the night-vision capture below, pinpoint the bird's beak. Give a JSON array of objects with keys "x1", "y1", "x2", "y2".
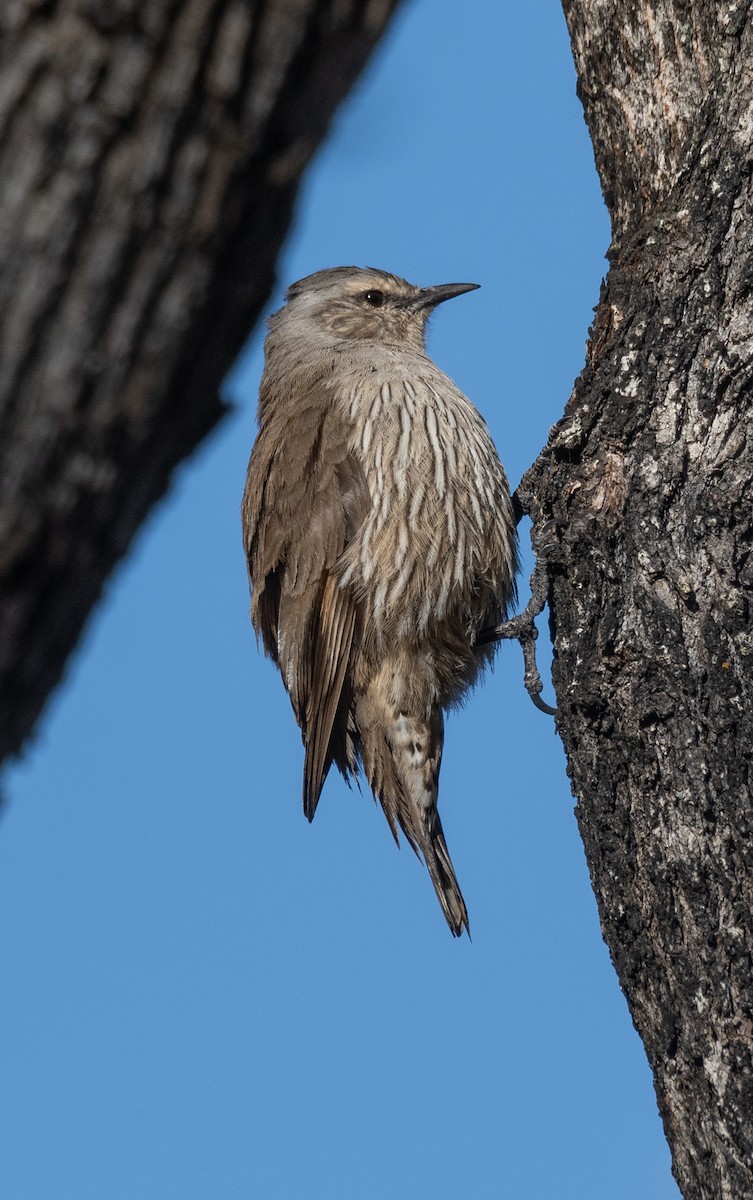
[{"x1": 409, "y1": 282, "x2": 480, "y2": 312}]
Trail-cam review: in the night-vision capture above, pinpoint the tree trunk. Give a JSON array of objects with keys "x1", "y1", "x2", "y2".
[
  {"x1": 0, "y1": 0, "x2": 399, "y2": 764},
  {"x1": 521, "y1": 3, "x2": 753, "y2": 1196}
]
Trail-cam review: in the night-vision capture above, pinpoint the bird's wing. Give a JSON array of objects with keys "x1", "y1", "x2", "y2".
[{"x1": 242, "y1": 386, "x2": 369, "y2": 818}]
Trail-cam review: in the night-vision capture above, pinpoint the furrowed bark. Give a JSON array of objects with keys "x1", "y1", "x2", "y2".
[
  {"x1": 0, "y1": 0, "x2": 400, "y2": 763},
  {"x1": 522, "y1": 4, "x2": 753, "y2": 1195}
]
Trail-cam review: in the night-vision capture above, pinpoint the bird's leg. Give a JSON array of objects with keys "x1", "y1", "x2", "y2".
[{"x1": 477, "y1": 497, "x2": 558, "y2": 717}]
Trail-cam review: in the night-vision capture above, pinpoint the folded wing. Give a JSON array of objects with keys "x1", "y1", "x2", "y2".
[{"x1": 242, "y1": 386, "x2": 369, "y2": 818}]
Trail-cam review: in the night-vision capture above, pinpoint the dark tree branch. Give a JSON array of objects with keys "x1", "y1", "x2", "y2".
[{"x1": 0, "y1": 0, "x2": 401, "y2": 765}]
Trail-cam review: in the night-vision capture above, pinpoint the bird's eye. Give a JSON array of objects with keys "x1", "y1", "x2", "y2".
[{"x1": 363, "y1": 289, "x2": 385, "y2": 307}]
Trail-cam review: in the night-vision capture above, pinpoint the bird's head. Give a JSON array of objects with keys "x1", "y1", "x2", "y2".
[{"x1": 268, "y1": 266, "x2": 479, "y2": 354}]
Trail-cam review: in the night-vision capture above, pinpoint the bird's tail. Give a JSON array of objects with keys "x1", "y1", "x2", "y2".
[{"x1": 358, "y1": 697, "x2": 470, "y2": 937}]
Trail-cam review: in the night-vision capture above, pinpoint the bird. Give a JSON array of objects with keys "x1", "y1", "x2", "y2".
[{"x1": 242, "y1": 266, "x2": 518, "y2": 935}]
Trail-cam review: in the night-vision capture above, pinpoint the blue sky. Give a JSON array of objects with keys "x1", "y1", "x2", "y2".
[{"x1": 1, "y1": 3, "x2": 681, "y2": 1198}]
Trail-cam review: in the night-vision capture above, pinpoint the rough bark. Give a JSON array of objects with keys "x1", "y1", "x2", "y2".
[
  {"x1": 0, "y1": 0, "x2": 399, "y2": 763},
  {"x1": 521, "y1": 4, "x2": 753, "y2": 1196}
]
